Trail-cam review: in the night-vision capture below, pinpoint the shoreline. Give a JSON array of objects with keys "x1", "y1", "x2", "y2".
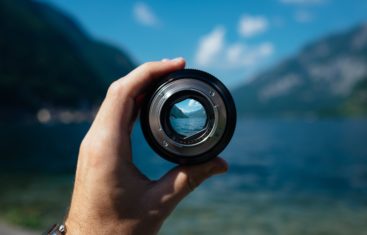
[{"x1": 0, "y1": 221, "x2": 38, "y2": 235}]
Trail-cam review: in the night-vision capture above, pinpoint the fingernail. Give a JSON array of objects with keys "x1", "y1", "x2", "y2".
[
  {"x1": 161, "y1": 58, "x2": 169, "y2": 62},
  {"x1": 172, "y1": 57, "x2": 184, "y2": 62}
]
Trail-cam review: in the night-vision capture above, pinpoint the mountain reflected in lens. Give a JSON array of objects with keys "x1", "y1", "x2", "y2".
[{"x1": 169, "y1": 98, "x2": 207, "y2": 137}]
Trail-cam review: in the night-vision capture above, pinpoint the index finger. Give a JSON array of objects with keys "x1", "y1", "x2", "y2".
[
  {"x1": 93, "y1": 58, "x2": 185, "y2": 133},
  {"x1": 117, "y1": 58, "x2": 185, "y2": 99}
]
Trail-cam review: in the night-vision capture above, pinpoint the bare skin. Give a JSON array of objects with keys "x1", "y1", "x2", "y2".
[{"x1": 65, "y1": 58, "x2": 228, "y2": 235}]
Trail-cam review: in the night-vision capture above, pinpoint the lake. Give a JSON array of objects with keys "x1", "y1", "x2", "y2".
[
  {"x1": 1, "y1": 118, "x2": 367, "y2": 234},
  {"x1": 169, "y1": 117, "x2": 207, "y2": 136}
]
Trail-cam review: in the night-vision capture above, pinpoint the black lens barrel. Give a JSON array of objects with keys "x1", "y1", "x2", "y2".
[{"x1": 140, "y1": 69, "x2": 236, "y2": 165}]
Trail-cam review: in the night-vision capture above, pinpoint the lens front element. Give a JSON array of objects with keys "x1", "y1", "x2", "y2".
[{"x1": 169, "y1": 98, "x2": 207, "y2": 138}]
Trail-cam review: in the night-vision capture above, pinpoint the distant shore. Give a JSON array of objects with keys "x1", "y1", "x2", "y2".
[
  {"x1": 0, "y1": 221, "x2": 38, "y2": 235},
  {"x1": 0, "y1": 107, "x2": 98, "y2": 125}
]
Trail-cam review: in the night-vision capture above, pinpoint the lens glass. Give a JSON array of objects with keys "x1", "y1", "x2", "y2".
[{"x1": 169, "y1": 98, "x2": 207, "y2": 137}]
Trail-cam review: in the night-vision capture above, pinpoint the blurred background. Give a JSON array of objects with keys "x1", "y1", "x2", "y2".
[{"x1": 1, "y1": 0, "x2": 367, "y2": 234}]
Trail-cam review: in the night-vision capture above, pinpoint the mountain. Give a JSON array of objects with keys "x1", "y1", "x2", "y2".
[
  {"x1": 0, "y1": 0, "x2": 135, "y2": 117},
  {"x1": 185, "y1": 108, "x2": 206, "y2": 118},
  {"x1": 170, "y1": 105, "x2": 188, "y2": 118},
  {"x1": 233, "y1": 23, "x2": 367, "y2": 117}
]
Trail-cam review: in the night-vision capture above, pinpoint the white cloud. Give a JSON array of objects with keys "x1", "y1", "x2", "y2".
[
  {"x1": 295, "y1": 10, "x2": 314, "y2": 23},
  {"x1": 279, "y1": 0, "x2": 326, "y2": 4},
  {"x1": 195, "y1": 27, "x2": 225, "y2": 67},
  {"x1": 238, "y1": 15, "x2": 268, "y2": 38},
  {"x1": 187, "y1": 100, "x2": 203, "y2": 112},
  {"x1": 224, "y1": 41, "x2": 274, "y2": 67},
  {"x1": 226, "y1": 43, "x2": 246, "y2": 63},
  {"x1": 133, "y1": 2, "x2": 160, "y2": 27},
  {"x1": 195, "y1": 27, "x2": 274, "y2": 69},
  {"x1": 188, "y1": 99, "x2": 200, "y2": 107},
  {"x1": 240, "y1": 42, "x2": 274, "y2": 67}
]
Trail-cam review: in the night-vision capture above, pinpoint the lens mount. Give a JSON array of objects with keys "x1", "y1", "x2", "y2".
[
  {"x1": 140, "y1": 69, "x2": 236, "y2": 164},
  {"x1": 160, "y1": 90, "x2": 214, "y2": 145}
]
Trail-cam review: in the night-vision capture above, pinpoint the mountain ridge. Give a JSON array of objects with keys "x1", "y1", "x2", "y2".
[
  {"x1": 0, "y1": 0, "x2": 135, "y2": 118},
  {"x1": 233, "y1": 23, "x2": 367, "y2": 117},
  {"x1": 170, "y1": 106, "x2": 188, "y2": 118}
]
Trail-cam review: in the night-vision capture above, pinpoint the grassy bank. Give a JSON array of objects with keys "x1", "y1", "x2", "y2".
[
  {"x1": 0, "y1": 173, "x2": 73, "y2": 230},
  {"x1": 1, "y1": 173, "x2": 367, "y2": 234}
]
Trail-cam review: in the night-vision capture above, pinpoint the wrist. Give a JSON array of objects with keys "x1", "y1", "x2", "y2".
[
  {"x1": 64, "y1": 217, "x2": 80, "y2": 235},
  {"x1": 64, "y1": 214, "x2": 123, "y2": 234},
  {"x1": 44, "y1": 224, "x2": 65, "y2": 235}
]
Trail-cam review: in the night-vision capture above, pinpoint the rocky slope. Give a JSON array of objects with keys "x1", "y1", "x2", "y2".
[{"x1": 233, "y1": 23, "x2": 367, "y2": 117}]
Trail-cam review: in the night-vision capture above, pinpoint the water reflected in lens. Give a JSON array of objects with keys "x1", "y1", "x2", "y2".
[{"x1": 169, "y1": 98, "x2": 207, "y2": 137}]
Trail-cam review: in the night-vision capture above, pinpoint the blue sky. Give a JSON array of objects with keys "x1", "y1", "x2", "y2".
[
  {"x1": 42, "y1": 0, "x2": 367, "y2": 88},
  {"x1": 175, "y1": 99, "x2": 205, "y2": 113}
]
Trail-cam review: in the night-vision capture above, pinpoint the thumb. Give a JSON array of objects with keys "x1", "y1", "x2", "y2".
[{"x1": 150, "y1": 157, "x2": 228, "y2": 214}]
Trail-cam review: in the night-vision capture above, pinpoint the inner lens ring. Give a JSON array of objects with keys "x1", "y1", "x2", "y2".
[
  {"x1": 160, "y1": 91, "x2": 215, "y2": 145},
  {"x1": 147, "y1": 78, "x2": 227, "y2": 157}
]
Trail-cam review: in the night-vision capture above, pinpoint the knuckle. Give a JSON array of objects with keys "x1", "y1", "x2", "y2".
[
  {"x1": 107, "y1": 81, "x2": 124, "y2": 97},
  {"x1": 78, "y1": 137, "x2": 106, "y2": 168},
  {"x1": 79, "y1": 137, "x2": 90, "y2": 154},
  {"x1": 177, "y1": 170, "x2": 201, "y2": 192},
  {"x1": 140, "y1": 62, "x2": 155, "y2": 74},
  {"x1": 141, "y1": 61, "x2": 154, "y2": 70}
]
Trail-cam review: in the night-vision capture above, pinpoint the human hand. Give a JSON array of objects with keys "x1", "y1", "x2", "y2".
[{"x1": 65, "y1": 58, "x2": 228, "y2": 235}]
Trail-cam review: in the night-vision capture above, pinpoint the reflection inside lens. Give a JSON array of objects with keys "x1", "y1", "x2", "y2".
[{"x1": 169, "y1": 98, "x2": 207, "y2": 137}]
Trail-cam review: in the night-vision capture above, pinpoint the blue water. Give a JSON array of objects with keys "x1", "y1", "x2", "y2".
[
  {"x1": 132, "y1": 118, "x2": 367, "y2": 195},
  {"x1": 169, "y1": 117, "x2": 207, "y2": 136},
  {"x1": 1, "y1": 118, "x2": 367, "y2": 234},
  {"x1": 133, "y1": 118, "x2": 367, "y2": 234}
]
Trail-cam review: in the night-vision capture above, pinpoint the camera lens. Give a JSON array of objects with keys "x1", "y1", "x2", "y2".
[{"x1": 140, "y1": 69, "x2": 236, "y2": 165}]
